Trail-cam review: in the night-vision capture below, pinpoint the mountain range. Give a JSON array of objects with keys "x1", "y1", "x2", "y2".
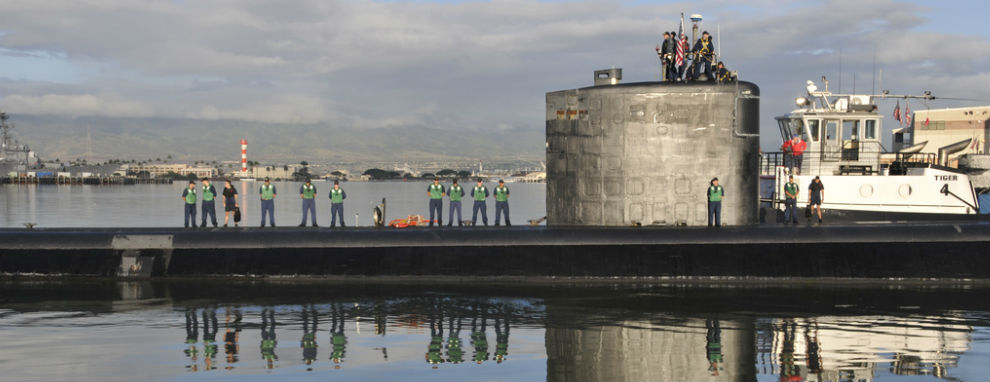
[{"x1": 10, "y1": 115, "x2": 545, "y2": 164}]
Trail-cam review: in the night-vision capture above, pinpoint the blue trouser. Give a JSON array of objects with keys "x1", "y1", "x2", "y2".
[
  {"x1": 428, "y1": 199, "x2": 443, "y2": 226},
  {"x1": 495, "y1": 201, "x2": 510, "y2": 225},
  {"x1": 301, "y1": 198, "x2": 317, "y2": 225},
  {"x1": 260, "y1": 199, "x2": 275, "y2": 226},
  {"x1": 695, "y1": 58, "x2": 712, "y2": 80},
  {"x1": 201, "y1": 201, "x2": 217, "y2": 227},
  {"x1": 708, "y1": 201, "x2": 721, "y2": 227},
  {"x1": 472, "y1": 201, "x2": 488, "y2": 225},
  {"x1": 784, "y1": 198, "x2": 798, "y2": 223},
  {"x1": 184, "y1": 203, "x2": 196, "y2": 227},
  {"x1": 677, "y1": 64, "x2": 687, "y2": 80},
  {"x1": 448, "y1": 201, "x2": 462, "y2": 225},
  {"x1": 667, "y1": 61, "x2": 679, "y2": 82},
  {"x1": 330, "y1": 203, "x2": 344, "y2": 227}
]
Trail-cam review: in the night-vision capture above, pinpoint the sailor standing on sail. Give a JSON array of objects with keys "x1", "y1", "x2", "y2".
[
  {"x1": 427, "y1": 177, "x2": 445, "y2": 227},
  {"x1": 657, "y1": 31, "x2": 673, "y2": 82},
  {"x1": 692, "y1": 31, "x2": 715, "y2": 81}
]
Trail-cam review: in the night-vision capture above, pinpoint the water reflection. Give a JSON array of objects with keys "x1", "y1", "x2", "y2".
[{"x1": 0, "y1": 281, "x2": 986, "y2": 381}]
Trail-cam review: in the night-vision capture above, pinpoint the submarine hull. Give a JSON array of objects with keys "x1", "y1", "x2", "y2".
[{"x1": 546, "y1": 81, "x2": 760, "y2": 226}]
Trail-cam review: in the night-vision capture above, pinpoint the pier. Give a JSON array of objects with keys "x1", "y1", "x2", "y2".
[{"x1": 1, "y1": 222, "x2": 987, "y2": 280}]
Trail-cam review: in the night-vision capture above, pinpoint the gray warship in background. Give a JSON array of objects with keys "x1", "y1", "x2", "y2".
[
  {"x1": 546, "y1": 68, "x2": 760, "y2": 226},
  {"x1": 0, "y1": 110, "x2": 40, "y2": 176}
]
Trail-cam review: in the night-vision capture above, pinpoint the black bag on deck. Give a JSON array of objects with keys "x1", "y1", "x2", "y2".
[{"x1": 234, "y1": 207, "x2": 241, "y2": 223}]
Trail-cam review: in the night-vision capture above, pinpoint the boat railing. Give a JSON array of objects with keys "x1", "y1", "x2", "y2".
[{"x1": 760, "y1": 152, "x2": 784, "y2": 176}]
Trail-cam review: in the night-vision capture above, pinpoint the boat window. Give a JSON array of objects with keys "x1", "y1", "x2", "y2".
[
  {"x1": 777, "y1": 119, "x2": 792, "y2": 141},
  {"x1": 825, "y1": 120, "x2": 838, "y2": 141},
  {"x1": 842, "y1": 120, "x2": 860, "y2": 141},
  {"x1": 807, "y1": 119, "x2": 820, "y2": 141},
  {"x1": 790, "y1": 119, "x2": 806, "y2": 139},
  {"x1": 864, "y1": 119, "x2": 877, "y2": 140}
]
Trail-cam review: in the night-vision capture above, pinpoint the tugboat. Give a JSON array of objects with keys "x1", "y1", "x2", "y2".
[{"x1": 761, "y1": 77, "x2": 987, "y2": 222}]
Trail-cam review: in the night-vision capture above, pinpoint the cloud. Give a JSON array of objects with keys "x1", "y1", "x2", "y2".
[
  {"x1": 0, "y1": 0, "x2": 985, "y2": 150},
  {"x1": 0, "y1": 94, "x2": 154, "y2": 118}
]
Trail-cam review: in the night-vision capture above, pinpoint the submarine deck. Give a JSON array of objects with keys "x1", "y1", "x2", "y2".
[{"x1": 1, "y1": 222, "x2": 987, "y2": 280}]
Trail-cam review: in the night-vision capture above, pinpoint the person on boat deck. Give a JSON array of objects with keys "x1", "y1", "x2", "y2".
[
  {"x1": 200, "y1": 178, "x2": 219, "y2": 228},
  {"x1": 783, "y1": 175, "x2": 800, "y2": 224},
  {"x1": 707, "y1": 177, "x2": 724, "y2": 227},
  {"x1": 808, "y1": 176, "x2": 825, "y2": 224},
  {"x1": 259, "y1": 177, "x2": 277, "y2": 228},
  {"x1": 692, "y1": 31, "x2": 715, "y2": 81},
  {"x1": 298, "y1": 178, "x2": 318, "y2": 227},
  {"x1": 329, "y1": 180, "x2": 347, "y2": 228},
  {"x1": 471, "y1": 178, "x2": 490, "y2": 226},
  {"x1": 781, "y1": 134, "x2": 806, "y2": 175},
  {"x1": 427, "y1": 177, "x2": 446, "y2": 227},
  {"x1": 494, "y1": 179, "x2": 511, "y2": 226},
  {"x1": 447, "y1": 178, "x2": 465, "y2": 227},
  {"x1": 181, "y1": 180, "x2": 197, "y2": 228}
]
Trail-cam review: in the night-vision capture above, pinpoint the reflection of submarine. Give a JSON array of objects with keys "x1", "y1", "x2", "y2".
[{"x1": 546, "y1": 317, "x2": 755, "y2": 382}]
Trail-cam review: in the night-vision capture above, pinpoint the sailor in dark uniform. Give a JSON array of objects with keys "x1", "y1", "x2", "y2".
[{"x1": 692, "y1": 31, "x2": 715, "y2": 81}]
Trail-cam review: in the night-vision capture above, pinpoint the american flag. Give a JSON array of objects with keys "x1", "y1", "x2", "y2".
[
  {"x1": 905, "y1": 104, "x2": 913, "y2": 126},
  {"x1": 893, "y1": 100, "x2": 901, "y2": 125},
  {"x1": 675, "y1": 13, "x2": 686, "y2": 67}
]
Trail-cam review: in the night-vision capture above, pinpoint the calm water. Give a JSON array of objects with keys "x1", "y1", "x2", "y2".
[
  {"x1": 0, "y1": 281, "x2": 987, "y2": 382},
  {"x1": 0, "y1": 181, "x2": 546, "y2": 228}
]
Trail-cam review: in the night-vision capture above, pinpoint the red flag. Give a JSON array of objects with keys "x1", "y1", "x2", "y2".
[
  {"x1": 924, "y1": 117, "x2": 929, "y2": 127},
  {"x1": 905, "y1": 104, "x2": 913, "y2": 126},
  {"x1": 893, "y1": 101, "x2": 901, "y2": 125},
  {"x1": 675, "y1": 13, "x2": 686, "y2": 67}
]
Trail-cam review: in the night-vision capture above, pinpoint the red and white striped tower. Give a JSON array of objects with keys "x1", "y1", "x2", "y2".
[{"x1": 240, "y1": 139, "x2": 248, "y2": 175}]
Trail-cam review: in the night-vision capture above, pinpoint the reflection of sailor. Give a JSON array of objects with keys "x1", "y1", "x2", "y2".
[
  {"x1": 494, "y1": 312, "x2": 510, "y2": 364},
  {"x1": 804, "y1": 322, "x2": 822, "y2": 377},
  {"x1": 183, "y1": 308, "x2": 199, "y2": 371},
  {"x1": 202, "y1": 308, "x2": 219, "y2": 371},
  {"x1": 330, "y1": 303, "x2": 347, "y2": 369},
  {"x1": 260, "y1": 308, "x2": 278, "y2": 369},
  {"x1": 301, "y1": 305, "x2": 319, "y2": 369},
  {"x1": 426, "y1": 307, "x2": 445, "y2": 368},
  {"x1": 470, "y1": 306, "x2": 489, "y2": 364},
  {"x1": 778, "y1": 321, "x2": 801, "y2": 381},
  {"x1": 706, "y1": 319, "x2": 723, "y2": 376},
  {"x1": 446, "y1": 316, "x2": 464, "y2": 364},
  {"x1": 223, "y1": 308, "x2": 242, "y2": 370}
]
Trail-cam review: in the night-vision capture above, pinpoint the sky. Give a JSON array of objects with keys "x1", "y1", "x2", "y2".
[{"x1": 1, "y1": 0, "x2": 988, "y2": 151}]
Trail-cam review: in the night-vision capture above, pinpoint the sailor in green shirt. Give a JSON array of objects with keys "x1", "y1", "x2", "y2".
[
  {"x1": 427, "y1": 177, "x2": 445, "y2": 227},
  {"x1": 329, "y1": 180, "x2": 347, "y2": 228},
  {"x1": 259, "y1": 177, "x2": 277, "y2": 228},
  {"x1": 200, "y1": 178, "x2": 218, "y2": 228},
  {"x1": 471, "y1": 178, "x2": 490, "y2": 226},
  {"x1": 783, "y1": 175, "x2": 800, "y2": 224},
  {"x1": 260, "y1": 308, "x2": 278, "y2": 369},
  {"x1": 494, "y1": 179, "x2": 510, "y2": 226},
  {"x1": 447, "y1": 178, "x2": 465, "y2": 227},
  {"x1": 707, "y1": 177, "x2": 724, "y2": 227},
  {"x1": 181, "y1": 181, "x2": 197, "y2": 228},
  {"x1": 298, "y1": 178, "x2": 318, "y2": 227}
]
